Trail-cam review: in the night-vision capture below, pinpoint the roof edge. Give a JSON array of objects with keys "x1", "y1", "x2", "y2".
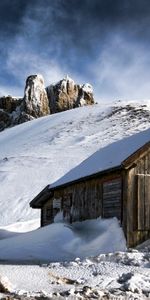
[
  {"x1": 122, "y1": 141, "x2": 150, "y2": 168},
  {"x1": 50, "y1": 165, "x2": 122, "y2": 191},
  {"x1": 30, "y1": 185, "x2": 52, "y2": 208}
]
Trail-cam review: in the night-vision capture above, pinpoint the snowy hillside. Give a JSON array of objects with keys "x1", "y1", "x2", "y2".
[{"x1": 0, "y1": 99, "x2": 150, "y2": 225}]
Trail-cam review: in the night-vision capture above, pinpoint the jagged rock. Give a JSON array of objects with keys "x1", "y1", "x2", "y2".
[
  {"x1": 0, "y1": 75, "x2": 95, "y2": 132},
  {"x1": 46, "y1": 75, "x2": 95, "y2": 113},
  {"x1": 23, "y1": 74, "x2": 50, "y2": 118},
  {"x1": 0, "y1": 110, "x2": 11, "y2": 131},
  {"x1": 0, "y1": 95, "x2": 22, "y2": 113}
]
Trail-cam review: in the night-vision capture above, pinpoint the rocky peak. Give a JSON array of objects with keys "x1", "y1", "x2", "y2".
[
  {"x1": 46, "y1": 76, "x2": 95, "y2": 114},
  {"x1": 23, "y1": 74, "x2": 50, "y2": 118},
  {"x1": 0, "y1": 74, "x2": 95, "y2": 131}
]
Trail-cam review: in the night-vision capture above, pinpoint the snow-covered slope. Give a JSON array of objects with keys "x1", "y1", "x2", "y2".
[{"x1": 0, "y1": 100, "x2": 150, "y2": 225}]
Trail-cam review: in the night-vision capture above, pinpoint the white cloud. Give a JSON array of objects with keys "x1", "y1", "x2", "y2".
[{"x1": 92, "y1": 33, "x2": 150, "y2": 101}]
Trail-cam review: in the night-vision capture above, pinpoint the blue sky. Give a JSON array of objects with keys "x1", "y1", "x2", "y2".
[{"x1": 1, "y1": 0, "x2": 150, "y2": 101}]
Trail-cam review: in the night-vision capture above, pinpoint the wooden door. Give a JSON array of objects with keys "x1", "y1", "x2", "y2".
[
  {"x1": 137, "y1": 175, "x2": 150, "y2": 230},
  {"x1": 102, "y1": 178, "x2": 122, "y2": 220}
]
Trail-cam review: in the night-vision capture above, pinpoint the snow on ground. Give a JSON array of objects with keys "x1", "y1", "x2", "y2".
[
  {"x1": 0, "y1": 244, "x2": 149, "y2": 299},
  {"x1": 0, "y1": 100, "x2": 150, "y2": 225},
  {"x1": 0, "y1": 218, "x2": 149, "y2": 299},
  {"x1": 0, "y1": 219, "x2": 40, "y2": 240},
  {"x1": 0, "y1": 218, "x2": 126, "y2": 262}
]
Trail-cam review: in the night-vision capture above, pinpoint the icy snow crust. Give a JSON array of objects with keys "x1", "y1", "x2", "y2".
[{"x1": 0, "y1": 100, "x2": 150, "y2": 225}]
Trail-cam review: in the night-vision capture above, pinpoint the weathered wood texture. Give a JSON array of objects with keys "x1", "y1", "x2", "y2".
[
  {"x1": 42, "y1": 172, "x2": 122, "y2": 226},
  {"x1": 126, "y1": 150, "x2": 150, "y2": 247},
  {"x1": 137, "y1": 175, "x2": 150, "y2": 230},
  {"x1": 103, "y1": 179, "x2": 122, "y2": 219},
  {"x1": 41, "y1": 147, "x2": 150, "y2": 247}
]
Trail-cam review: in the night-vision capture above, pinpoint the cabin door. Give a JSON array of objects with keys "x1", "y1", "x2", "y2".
[
  {"x1": 137, "y1": 174, "x2": 150, "y2": 230},
  {"x1": 102, "y1": 178, "x2": 122, "y2": 221}
]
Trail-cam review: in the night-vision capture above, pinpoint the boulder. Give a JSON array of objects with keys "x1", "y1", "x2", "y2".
[
  {"x1": 23, "y1": 74, "x2": 50, "y2": 118},
  {"x1": 46, "y1": 75, "x2": 95, "y2": 113}
]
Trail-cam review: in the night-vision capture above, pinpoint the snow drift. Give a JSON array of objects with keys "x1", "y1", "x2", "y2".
[{"x1": 0, "y1": 218, "x2": 126, "y2": 262}]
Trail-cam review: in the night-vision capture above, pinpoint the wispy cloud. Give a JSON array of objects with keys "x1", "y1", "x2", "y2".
[
  {"x1": 92, "y1": 33, "x2": 150, "y2": 101},
  {"x1": 1, "y1": 0, "x2": 150, "y2": 101}
]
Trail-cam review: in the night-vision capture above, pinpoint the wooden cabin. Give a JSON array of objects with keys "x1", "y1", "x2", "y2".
[{"x1": 30, "y1": 128, "x2": 150, "y2": 247}]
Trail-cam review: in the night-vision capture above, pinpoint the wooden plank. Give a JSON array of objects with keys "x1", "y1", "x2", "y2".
[
  {"x1": 138, "y1": 175, "x2": 145, "y2": 230},
  {"x1": 148, "y1": 152, "x2": 150, "y2": 173},
  {"x1": 145, "y1": 176, "x2": 150, "y2": 229},
  {"x1": 103, "y1": 178, "x2": 122, "y2": 220}
]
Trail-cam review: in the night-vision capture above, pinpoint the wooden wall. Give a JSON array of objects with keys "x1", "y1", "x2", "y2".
[
  {"x1": 40, "y1": 147, "x2": 150, "y2": 247},
  {"x1": 41, "y1": 171, "x2": 122, "y2": 227},
  {"x1": 125, "y1": 150, "x2": 150, "y2": 247}
]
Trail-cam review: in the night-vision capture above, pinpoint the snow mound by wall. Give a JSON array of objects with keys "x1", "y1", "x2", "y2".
[
  {"x1": 0, "y1": 219, "x2": 40, "y2": 240},
  {"x1": 0, "y1": 217, "x2": 126, "y2": 262}
]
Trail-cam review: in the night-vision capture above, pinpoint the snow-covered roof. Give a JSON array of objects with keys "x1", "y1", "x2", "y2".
[{"x1": 50, "y1": 127, "x2": 150, "y2": 189}]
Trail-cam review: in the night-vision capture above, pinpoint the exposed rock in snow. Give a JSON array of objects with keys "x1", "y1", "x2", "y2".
[
  {"x1": 0, "y1": 96, "x2": 22, "y2": 131},
  {"x1": 0, "y1": 95, "x2": 22, "y2": 113},
  {"x1": 46, "y1": 75, "x2": 95, "y2": 113},
  {"x1": 0, "y1": 110, "x2": 11, "y2": 131},
  {"x1": 0, "y1": 275, "x2": 14, "y2": 293},
  {"x1": 23, "y1": 74, "x2": 50, "y2": 118}
]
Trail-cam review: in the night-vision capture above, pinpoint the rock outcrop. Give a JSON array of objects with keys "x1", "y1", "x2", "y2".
[
  {"x1": 46, "y1": 75, "x2": 95, "y2": 113},
  {"x1": 0, "y1": 74, "x2": 95, "y2": 131},
  {"x1": 0, "y1": 95, "x2": 22, "y2": 113},
  {"x1": 23, "y1": 74, "x2": 50, "y2": 117},
  {"x1": 0, "y1": 110, "x2": 11, "y2": 131}
]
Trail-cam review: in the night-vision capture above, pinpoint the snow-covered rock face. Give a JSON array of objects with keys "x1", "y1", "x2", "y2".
[
  {"x1": 23, "y1": 74, "x2": 50, "y2": 118},
  {"x1": 46, "y1": 76, "x2": 95, "y2": 113}
]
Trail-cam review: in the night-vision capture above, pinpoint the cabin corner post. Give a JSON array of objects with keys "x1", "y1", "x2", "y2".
[
  {"x1": 125, "y1": 151, "x2": 150, "y2": 247},
  {"x1": 41, "y1": 208, "x2": 44, "y2": 227},
  {"x1": 122, "y1": 170, "x2": 128, "y2": 242},
  {"x1": 126, "y1": 167, "x2": 137, "y2": 247}
]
